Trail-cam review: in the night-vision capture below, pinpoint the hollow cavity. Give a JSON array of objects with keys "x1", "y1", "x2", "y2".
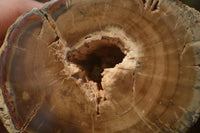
[{"x1": 68, "y1": 40, "x2": 125, "y2": 90}]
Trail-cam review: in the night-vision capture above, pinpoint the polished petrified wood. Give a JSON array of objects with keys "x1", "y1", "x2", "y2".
[{"x1": 0, "y1": 0, "x2": 200, "y2": 133}]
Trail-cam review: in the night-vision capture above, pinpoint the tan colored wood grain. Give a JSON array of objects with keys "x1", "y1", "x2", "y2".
[{"x1": 0, "y1": 0, "x2": 200, "y2": 133}]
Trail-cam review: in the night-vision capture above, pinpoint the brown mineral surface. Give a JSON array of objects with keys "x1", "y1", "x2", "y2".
[{"x1": 0, "y1": 0, "x2": 200, "y2": 133}]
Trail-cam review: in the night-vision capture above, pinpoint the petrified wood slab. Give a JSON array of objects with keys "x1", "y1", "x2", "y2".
[{"x1": 0, "y1": 0, "x2": 200, "y2": 133}]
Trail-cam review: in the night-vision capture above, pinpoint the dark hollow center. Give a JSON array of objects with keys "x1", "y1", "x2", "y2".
[{"x1": 70, "y1": 44, "x2": 125, "y2": 90}]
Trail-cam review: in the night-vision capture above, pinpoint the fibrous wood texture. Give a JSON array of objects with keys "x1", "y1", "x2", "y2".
[{"x1": 0, "y1": 0, "x2": 200, "y2": 133}]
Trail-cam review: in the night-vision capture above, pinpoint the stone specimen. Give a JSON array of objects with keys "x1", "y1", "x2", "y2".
[{"x1": 0, "y1": 0, "x2": 200, "y2": 132}]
